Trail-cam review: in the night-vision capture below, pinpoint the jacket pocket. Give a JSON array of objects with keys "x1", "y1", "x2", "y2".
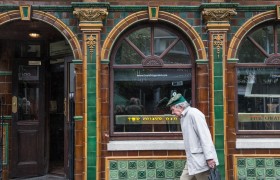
[{"x1": 190, "y1": 147, "x2": 203, "y2": 153}]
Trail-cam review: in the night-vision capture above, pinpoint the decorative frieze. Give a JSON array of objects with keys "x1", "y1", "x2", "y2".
[
  {"x1": 202, "y1": 8, "x2": 237, "y2": 23},
  {"x1": 73, "y1": 8, "x2": 108, "y2": 22}
]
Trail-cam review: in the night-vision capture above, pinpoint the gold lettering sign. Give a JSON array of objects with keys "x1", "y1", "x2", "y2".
[
  {"x1": 115, "y1": 115, "x2": 179, "y2": 124},
  {"x1": 238, "y1": 113, "x2": 280, "y2": 122}
]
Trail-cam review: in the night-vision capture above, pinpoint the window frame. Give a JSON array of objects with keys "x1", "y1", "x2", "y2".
[
  {"x1": 109, "y1": 22, "x2": 197, "y2": 140},
  {"x1": 236, "y1": 21, "x2": 280, "y2": 136}
]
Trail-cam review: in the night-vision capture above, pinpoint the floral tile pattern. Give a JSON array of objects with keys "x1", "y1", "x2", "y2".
[{"x1": 108, "y1": 159, "x2": 186, "y2": 180}]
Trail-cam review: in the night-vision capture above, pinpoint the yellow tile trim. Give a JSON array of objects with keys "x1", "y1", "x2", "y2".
[
  {"x1": 277, "y1": 5, "x2": 280, "y2": 20},
  {"x1": 148, "y1": 6, "x2": 159, "y2": 21},
  {"x1": 19, "y1": 5, "x2": 31, "y2": 21}
]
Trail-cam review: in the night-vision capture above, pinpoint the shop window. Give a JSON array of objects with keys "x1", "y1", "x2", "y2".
[
  {"x1": 237, "y1": 22, "x2": 280, "y2": 134},
  {"x1": 110, "y1": 23, "x2": 195, "y2": 138}
]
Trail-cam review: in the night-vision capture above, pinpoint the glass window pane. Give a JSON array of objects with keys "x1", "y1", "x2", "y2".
[
  {"x1": 154, "y1": 27, "x2": 177, "y2": 56},
  {"x1": 237, "y1": 38, "x2": 266, "y2": 63},
  {"x1": 162, "y1": 40, "x2": 191, "y2": 64},
  {"x1": 115, "y1": 41, "x2": 143, "y2": 64},
  {"x1": 237, "y1": 67, "x2": 280, "y2": 130},
  {"x1": 277, "y1": 25, "x2": 280, "y2": 54},
  {"x1": 18, "y1": 66, "x2": 40, "y2": 121},
  {"x1": 251, "y1": 26, "x2": 274, "y2": 54},
  {"x1": 113, "y1": 68, "x2": 192, "y2": 133},
  {"x1": 128, "y1": 27, "x2": 151, "y2": 56}
]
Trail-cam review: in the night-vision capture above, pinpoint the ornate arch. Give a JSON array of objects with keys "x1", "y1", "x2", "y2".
[
  {"x1": 101, "y1": 11, "x2": 207, "y2": 61},
  {"x1": 227, "y1": 10, "x2": 275, "y2": 59},
  {"x1": 0, "y1": 10, "x2": 82, "y2": 60}
]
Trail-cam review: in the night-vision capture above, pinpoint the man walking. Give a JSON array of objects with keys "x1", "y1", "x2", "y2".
[{"x1": 167, "y1": 93, "x2": 219, "y2": 180}]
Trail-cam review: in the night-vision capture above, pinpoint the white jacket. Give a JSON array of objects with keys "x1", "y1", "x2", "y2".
[{"x1": 180, "y1": 106, "x2": 219, "y2": 175}]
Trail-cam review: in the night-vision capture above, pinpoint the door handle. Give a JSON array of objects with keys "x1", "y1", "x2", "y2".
[{"x1": 12, "y1": 96, "x2": 17, "y2": 113}]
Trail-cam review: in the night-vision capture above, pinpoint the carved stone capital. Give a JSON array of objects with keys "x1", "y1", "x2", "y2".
[
  {"x1": 73, "y1": 8, "x2": 108, "y2": 22},
  {"x1": 202, "y1": 8, "x2": 237, "y2": 23}
]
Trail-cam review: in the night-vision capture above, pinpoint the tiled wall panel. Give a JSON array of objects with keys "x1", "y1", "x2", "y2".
[{"x1": 106, "y1": 157, "x2": 185, "y2": 180}]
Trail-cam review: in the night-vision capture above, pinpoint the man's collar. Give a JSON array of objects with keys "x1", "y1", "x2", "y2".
[{"x1": 180, "y1": 106, "x2": 190, "y2": 117}]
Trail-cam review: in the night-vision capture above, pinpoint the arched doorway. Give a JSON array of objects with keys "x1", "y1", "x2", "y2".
[{"x1": 0, "y1": 16, "x2": 78, "y2": 179}]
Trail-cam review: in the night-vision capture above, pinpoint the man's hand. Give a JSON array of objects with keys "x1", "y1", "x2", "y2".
[{"x1": 207, "y1": 159, "x2": 216, "y2": 169}]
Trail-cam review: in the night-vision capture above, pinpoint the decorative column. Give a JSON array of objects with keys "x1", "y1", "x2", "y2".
[
  {"x1": 202, "y1": 6, "x2": 237, "y2": 180},
  {"x1": 74, "y1": 5, "x2": 108, "y2": 180}
]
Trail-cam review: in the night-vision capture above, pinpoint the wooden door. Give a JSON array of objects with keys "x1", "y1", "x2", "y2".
[
  {"x1": 11, "y1": 59, "x2": 46, "y2": 178},
  {"x1": 64, "y1": 59, "x2": 75, "y2": 179}
]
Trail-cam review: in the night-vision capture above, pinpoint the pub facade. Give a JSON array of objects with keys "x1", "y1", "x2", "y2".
[{"x1": 0, "y1": 0, "x2": 279, "y2": 179}]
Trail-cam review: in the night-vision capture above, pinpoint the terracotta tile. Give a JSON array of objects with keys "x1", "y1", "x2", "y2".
[
  {"x1": 153, "y1": 150, "x2": 167, "y2": 156},
  {"x1": 112, "y1": 151, "x2": 128, "y2": 156},
  {"x1": 139, "y1": 150, "x2": 153, "y2": 156}
]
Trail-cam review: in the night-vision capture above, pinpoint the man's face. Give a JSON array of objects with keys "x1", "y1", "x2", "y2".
[{"x1": 170, "y1": 105, "x2": 184, "y2": 118}]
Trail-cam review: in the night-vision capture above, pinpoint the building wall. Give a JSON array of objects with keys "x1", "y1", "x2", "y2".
[
  {"x1": 98, "y1": 2, "x2": 280, "y2": 180},
  {"x1": 0, "y1": 1, "x2": 279, "y2": 180}
]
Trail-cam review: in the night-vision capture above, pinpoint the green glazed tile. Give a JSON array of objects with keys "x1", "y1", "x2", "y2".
[
  {"x1": 127, "y1": 170, "x2": 137, "y2": 179},
  {"x1": 147, "y1": 169, "x2": 156, "y2": 178},
  {"x1": 128, "y1": 161, "x2": 137, "y2": 169},
  {"x1": 156, "y1": 169, "x2": 165, "y2": 178},
  {"x1": 118, "y1": 170, "x2": 127, "y2": 179},
  {"x1": 138, "y1": 170, "x2": 146, "y2": 179},
  {"x1": 165, "y1": 160, "x2": 174, "y2": 169}
]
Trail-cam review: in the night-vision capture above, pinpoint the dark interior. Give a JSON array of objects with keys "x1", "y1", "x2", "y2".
[{"x1": 0, "y1": 19, "x2": 69, "y2": 177}]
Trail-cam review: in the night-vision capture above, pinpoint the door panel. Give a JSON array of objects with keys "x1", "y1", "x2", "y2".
[
  {"x1": 64, "y1": 59, "x2": 75, "y2": 179},
  {"x1": 11, "y1": 59, "x2": 45, "y2": 178}
]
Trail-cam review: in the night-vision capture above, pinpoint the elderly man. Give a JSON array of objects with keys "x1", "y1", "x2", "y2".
[{"x1": 167, "y1": 93, "x2": 219, "y2": 180}]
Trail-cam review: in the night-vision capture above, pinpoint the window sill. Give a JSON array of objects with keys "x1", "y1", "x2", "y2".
[
  {"x1": 107, "y1": 140, "x2": 185, "y2": 151},
  {"x1": 236, "y1": 138, "x2": 280, "y2": 149}
]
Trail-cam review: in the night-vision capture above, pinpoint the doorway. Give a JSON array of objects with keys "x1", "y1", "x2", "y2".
[
  {"x1": 49, "y1": 63, "x2": 65, "y2": 176},
  {"x1": 0, "y1": 19, "x2": 75, "y2": 179}
]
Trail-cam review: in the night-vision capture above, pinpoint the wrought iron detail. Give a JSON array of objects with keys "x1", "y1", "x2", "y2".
[{"x1": 73, "y1": 8, "x2": 108, "y2": 21}]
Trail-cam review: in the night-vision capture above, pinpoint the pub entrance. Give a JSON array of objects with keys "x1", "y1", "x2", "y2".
[{"x1": 0, "y1": 20, "x2": 74, "y2": 179}]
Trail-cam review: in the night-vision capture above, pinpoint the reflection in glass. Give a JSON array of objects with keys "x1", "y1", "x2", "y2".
[
  {"x1": 128, "y1": 27, "x2": 151, "y2": 56},
  {"x1": 237, "y1": 38, "x2": 266, "y2": 63},
  {"x1": 277, "y1": 25, "x2": 280, "y2": 54},
  {"x1": 162, "y1": 40, "x2": 190, "y2": 64},
  {"x1": 18, "y1": 66, "x2": 39, "y2": 121},
  {"x1": 237, "y1": 67, "x2": 280, "y2": 130},
  {"x1": 251, "y1": 26, "x2": 273, "y2": 54},
  {"x1": 114, "y1": 68, "x2": 192, "y2": 133},
  {"x1": 115, "y1": 41, "x2": 143, "y2": 64},
  {"x1": 154, "y1": 27, "x2": 177, "y2": 56}
]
